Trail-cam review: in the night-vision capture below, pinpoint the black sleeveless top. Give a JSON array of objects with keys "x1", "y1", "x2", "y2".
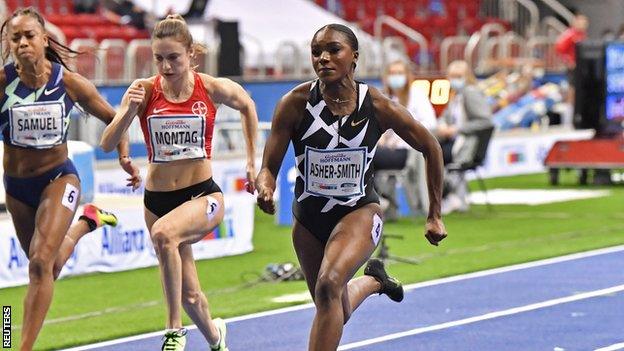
[{"x1": 292, "y1": 80, "x2": 382, "y2": 228}]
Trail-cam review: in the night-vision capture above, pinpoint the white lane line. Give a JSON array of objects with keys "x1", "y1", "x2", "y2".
[
  {"x1": 403, "y1": 244, "x2": 624, "y2": 291},
  {"x1": 66, "y1": 245, "x2": 624, "y2": 350},
  {"x1": 595, "y1": 342, "x2": 624, "y2": 351},
  {"x1": 337, "y1": 284, "x2": 624, "y2": 350}
]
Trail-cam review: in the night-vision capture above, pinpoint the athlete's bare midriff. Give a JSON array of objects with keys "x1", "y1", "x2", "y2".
[
  {"x1": 3, "y1": 143, "x2": 68, "y2": 177},
  {"x1": 146, "y1": 157, "x2": 213, "y2": 191}
]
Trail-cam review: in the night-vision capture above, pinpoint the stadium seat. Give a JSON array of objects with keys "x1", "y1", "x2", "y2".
[{"x1": 446, "y1": 125, "x2": 495, "y2": 210}]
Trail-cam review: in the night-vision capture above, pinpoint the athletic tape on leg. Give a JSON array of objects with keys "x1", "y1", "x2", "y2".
[
  {"x1": 371, "y1": 213, "x2": 383, "y2": 246},
  {"x1": 206, "y1": 196, "x2": 220, "y2": 222}
]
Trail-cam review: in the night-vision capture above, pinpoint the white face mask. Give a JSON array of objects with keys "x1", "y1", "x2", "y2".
[
  {"x1": 450, "y1": 78, "x2": 466, "y2": 91},
  {"x1": 387, "y1": 74, "x2": 407, "y2": 90}
]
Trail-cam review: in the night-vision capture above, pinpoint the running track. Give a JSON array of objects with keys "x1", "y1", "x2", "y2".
[{"x1": 67, "y1": 245, "x2": 624, "y2": 351}]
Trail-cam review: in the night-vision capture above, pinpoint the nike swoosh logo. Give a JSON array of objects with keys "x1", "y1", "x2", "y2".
[
  {"x1": 351, "y1": 117, "x2": 367, "y2": 127},
  {"x1": 44, "y1": 87, "x2": 59, "y2": 95},
  {"x1": 191, "y1": 191, "x2": 205, "y2": 200},
  {"x1": 153, "y1": 107, "x2": 169, "y2": 114},
  {"x1": 50, "y1": 172, "x2": 63, "y2": 183}
]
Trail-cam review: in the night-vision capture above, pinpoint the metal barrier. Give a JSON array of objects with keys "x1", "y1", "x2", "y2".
[
  {"x1": 124, "y1": 39, "x2": 154, "y2": 81},
  {"x1": 481, "y1": 0, "x2": 539, "y2": 38},
  {"x1": 274, "y1": 40, "x2": 303, "y2": 78},
  {"x1": 374, "y1": 15, "x2": 428, "y2": 72},
  {"x1": 440, "y1": 36, "x2": 470, "y2": 71},
  {"x1": 69, "y1": 39, "x2": 98, "y2": 80},
  {"x1": 527, "y1": 35, "x2": 565, "y2": 71},
  {"x1": 540, "y1": 16, "x2": 567, "y2": 39},
  {"x1": 97, "y1": 39, "x2": 126, "y2": 84}
]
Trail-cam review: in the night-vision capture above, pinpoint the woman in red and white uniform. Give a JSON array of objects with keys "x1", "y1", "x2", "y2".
[{"x1": 100, "y1": 14, "x2": 258, "y2": 351}]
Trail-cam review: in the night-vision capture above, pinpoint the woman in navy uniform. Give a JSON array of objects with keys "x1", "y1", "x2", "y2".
[
  {"x1": 256, "y1": 24, "x2": 447, "y2": 350},
  {"x1": 0, "y1": 7, "x2": 139, "y2": 350}
]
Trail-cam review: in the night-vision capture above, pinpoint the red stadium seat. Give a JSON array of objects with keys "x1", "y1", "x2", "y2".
[
  {"x1": 74, "y1": 14, "x2": 109, "y2": 27},
  {"x1": 46, "y1": 13, "x2": 65, "y2": 26},
  {"x1": 5, "y1": 0, "x2": 19, "y2": 12},
  {"x1": 59, "y1": 25, "x2": 92, "y2": 42},
  {"x1": 342, "y1": 2, "x2": 359, "y2": 21},
  {"x1": 363, "y1": 0, "x2": 378, "y2": 17}
]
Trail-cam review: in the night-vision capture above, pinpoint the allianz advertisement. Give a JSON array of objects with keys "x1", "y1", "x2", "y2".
[{"x1": 0, "y1": 159, "x2": 255, "y2": 289}]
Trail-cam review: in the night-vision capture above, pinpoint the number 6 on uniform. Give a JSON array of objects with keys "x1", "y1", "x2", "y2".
[{"x1": 62, "y1": 183, "x2": 80, "y2": 211}]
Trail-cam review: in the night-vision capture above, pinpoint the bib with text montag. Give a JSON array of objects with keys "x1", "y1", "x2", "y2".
[
  {"x1": 9, "y1": 101, "x2": 65, "y2": 149},
  {"x1": 148, "y1": 115, "x2": 206, "y2": 163},
  {"x1": 305, "y1": 146, "x2": 367, "y2": 197}
]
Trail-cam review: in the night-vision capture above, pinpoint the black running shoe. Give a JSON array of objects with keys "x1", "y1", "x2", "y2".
[{"x1": 364, "y1": 258, "x2": 404, "y2": 302}]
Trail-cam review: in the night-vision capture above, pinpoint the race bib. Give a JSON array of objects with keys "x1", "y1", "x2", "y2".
[
  {"x1": 9, "y1": 101, "x2": 65, "y2": 148},
  {"x1": 148, "y1": 115, "x2": 206, "y2": 163},
  {"x1": 305, "y1": 146, "x2": 367, "y2": 197}
]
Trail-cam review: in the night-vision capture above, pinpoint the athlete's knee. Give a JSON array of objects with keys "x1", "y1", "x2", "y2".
[
  {"x1": 52, "y1": 261, "x2": 63, "y2": 281},
  {"x1": 182, "y1": 289, "x2": 205, "y2": 307},
  {"x1": 28, "y1": 256, "x2": 54, "y2": 282},
  {"x1": 314, "y1": 270, "x2": 344, "y2": 308},
  {"x1": 150, "y1": 221, "x2": 178, "y2": 251}
]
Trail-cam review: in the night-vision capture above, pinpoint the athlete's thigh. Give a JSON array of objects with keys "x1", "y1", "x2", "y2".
[
  {"x1": 156, "y1": 192, "x2": 225, "y2": 245},
  {"x1": 30, "y1": 175, "x2": 81, "y2": 259},
  {"x1": 320, "y1": 203, "x2": 383, "y2": 283},
  {"x1": 144, "y1": 207, "x2": 159, "y2": 233},
  {"x1": 292, "y1": 220, "x2": 325, "y2": 299},
  {"x1": 5, "y1": 194, "x2": 37, "y2": 256}
]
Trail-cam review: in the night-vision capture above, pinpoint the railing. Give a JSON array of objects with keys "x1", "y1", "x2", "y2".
[
  {"x1": 481, "y1": 0, "x2": 539, "y2": 37},
  {"x1": 440, "y1": 36, "x2": 470, "y2": 70},
  {"x1": 274, "y1": 40, "x2": 303, "y2": 78},
  {"x1": 124, "y1": 39, "x2": 154, "y2": 81},
  {"x1": 538, "y1": 0, "x2": 575, "y2": 25},
  {"x1": 373, "y1": 15, "x2": 428, "y2": 72},
  {"x1": 541, "y1": 16, "x2": 567, "y2": 38},
  {"x1": 97, "y1": 39, "x2": 127, "y2": 84},
  {"x1": 468, "y1": 22, "x2": 507, "y2": 73},
  {"x1": 527, "y1": 35, "x2": 565, "y2": 71},
  {"x1": 69, "y1": 39, "x2": 98, "y2": 80}
]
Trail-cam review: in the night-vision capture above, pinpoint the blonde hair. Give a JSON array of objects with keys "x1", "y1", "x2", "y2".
[
  {"x1": 383, "y1": 60, "x2": 414, "y2": 106},
  {"x1": 447, "y1": 60, "x2": 477, "y2": 85},
  {"x1": 152, "y1": 14, "x2": 207, "y2": 55}
]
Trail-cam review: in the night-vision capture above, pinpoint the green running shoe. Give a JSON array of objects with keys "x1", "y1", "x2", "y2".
[
  {"x1": 79, "y1": 203, "x2": 118, "y2": 231},
  {"x1": 162, "y1": 328, "x2": 187, "y2": 351},
  {"x1": 210, "y1": 318, "x2": 228, "y2": 351}
]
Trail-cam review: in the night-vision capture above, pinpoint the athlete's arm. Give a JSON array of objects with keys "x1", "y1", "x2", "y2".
[
  {"x1": 205, "y1": 75, "x2": 258, "y2": 193},
  {"x1": 255, "y1": 87, "x2": 305, "y2": 214},
  {"x1": 99, "y1": 79, "x2": 148, "y2": 153},
  {"x1": 0, "y1": 68, "x2": 7, "y2": 101},
  {"x1": 67, "y1": 72, "x2": 143, "y2": 190},
  {"x1": 371, "y1": 87, "x2": 447, "y2": 246}
]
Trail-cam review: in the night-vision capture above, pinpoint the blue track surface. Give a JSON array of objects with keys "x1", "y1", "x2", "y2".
[{"x1": 72, "y1": 246, "x2": 624, "y2": 351}]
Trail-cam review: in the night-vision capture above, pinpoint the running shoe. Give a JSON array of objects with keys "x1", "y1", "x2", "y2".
[
  {"x1": 210, "y1": 318, "x2": 228, "y2": 351},
  {"x1": 79, "y1": 203, "x2": 118, "y2": 231},
  {"x1": 364, "y1": 258, "x2": 404, "y2": 302},
  {"x1": 162, "y1": 328, "x2": 187, "y2": 351}
]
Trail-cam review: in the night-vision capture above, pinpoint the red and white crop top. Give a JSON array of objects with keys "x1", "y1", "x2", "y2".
[{"x1": 139, "y1": 72, "x2": 217, "y2": 163}]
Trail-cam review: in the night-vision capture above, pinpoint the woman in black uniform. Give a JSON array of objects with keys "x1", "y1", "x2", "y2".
[{"x1": 256, "y1": 24, "x2": 447, "y2": 350}]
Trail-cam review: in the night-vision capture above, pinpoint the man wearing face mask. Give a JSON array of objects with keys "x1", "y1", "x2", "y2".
[
  {"x1": 435, "y1": 60, "x2": 492, "y2": 213},
  {"x1": 374, "y1": 60, "x2": 436, "y2": 219}
]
